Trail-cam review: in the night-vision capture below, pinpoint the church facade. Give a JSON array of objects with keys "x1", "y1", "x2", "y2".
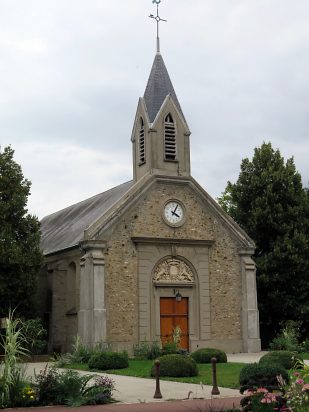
[{"x1": 39, "y1": 51, "x2": 261, "y2": 354}]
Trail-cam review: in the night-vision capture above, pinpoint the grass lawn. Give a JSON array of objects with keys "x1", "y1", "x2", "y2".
[
  {"x1": 64, "y1": 360, "x2": 245, "y2": 389},
  {"x1": 302, "y1": 353, "x2": 309, "y2": 360}
]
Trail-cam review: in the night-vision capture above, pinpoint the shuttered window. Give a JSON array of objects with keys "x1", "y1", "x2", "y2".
[
  {"x1": 164, "y1": 114, "x2": 176, "y2": 160},
  {"x1": 139, "y1": 117, "x2": 145, "y2": 164}
]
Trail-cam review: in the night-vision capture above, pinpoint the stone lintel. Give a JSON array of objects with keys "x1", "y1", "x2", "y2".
[
  {"x1": 153, "y1": 281, "x2": 195, "y2": 288},
  {"x1": 132, "y1": 237, "x2": 214, "y2": 247}
]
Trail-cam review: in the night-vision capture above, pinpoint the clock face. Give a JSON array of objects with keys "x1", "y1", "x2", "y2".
[{"x1": 164, "y1": 201, "x2": 185, "y2": 226}]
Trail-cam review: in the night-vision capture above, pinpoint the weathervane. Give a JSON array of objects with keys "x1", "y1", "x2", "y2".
[{"x1": 149, "y1": 0, "x2": 167, "y2": 53}]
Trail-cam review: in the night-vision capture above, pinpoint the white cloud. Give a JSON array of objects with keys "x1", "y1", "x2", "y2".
[
  {"x1": 0, "y1": 0, "x2": 308, "y2": 219},
  {"x1": 12, "y1": 142, "x2": 131, "y2": 219}
]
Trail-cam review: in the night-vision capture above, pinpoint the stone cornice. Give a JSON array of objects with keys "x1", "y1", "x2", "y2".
[{"x1": 79, "y1": 239, "x2": 107, "y2": 252}]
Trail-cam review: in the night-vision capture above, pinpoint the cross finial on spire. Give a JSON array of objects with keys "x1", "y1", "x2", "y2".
[{"x1": 149, "y1": 0, "x2": 167, "y2": 53}]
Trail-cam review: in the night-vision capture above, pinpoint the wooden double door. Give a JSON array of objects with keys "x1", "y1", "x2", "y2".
[{"x1": 160, "y1": 297, "x2": 189, "y2": 350}]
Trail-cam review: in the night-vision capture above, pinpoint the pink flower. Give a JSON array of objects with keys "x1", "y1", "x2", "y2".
[
  {"x1": 302, "y1": 383, "x2": 309, "y2": 391},
  {"x1": 295, "y1": 378, "x2": 304, "y2": 385},
  {"x1": 260, "y1": 392, "x2": 277, "y2": 404},
  {"x1": 257, "y1": 387, "x2": 268, "y2": 393},
  {"x1": 269, "y1": 393, "x2": 277, "y2": 402},
  {"x1": 293, "y1": 371, "x2": 300, "y2": 377}
]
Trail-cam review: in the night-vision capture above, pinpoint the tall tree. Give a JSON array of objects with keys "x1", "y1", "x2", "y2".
[
  {"x1": 0, "y1": 146, "x2": 42, "y2": 318},
  {"x1": 219, "y1": 142, "x2": 309, "y2": 345}
]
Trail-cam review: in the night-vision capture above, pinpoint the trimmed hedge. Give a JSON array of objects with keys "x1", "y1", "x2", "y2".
[
  {"x1": 151, "y1": 354, "x2": 198, "y2": 377},
  {"x1": 191, "y1": 348, "x2": 227, "y2": 363},
  {"x1": 239, "y1": 362, "x2": 289, "y2": 393},
  {"x1": 88, "y1": 351, "x2": 129, "y2": 370},
  {"x1": 259, "y1": 351, "x2": 302, "y2": 370}
]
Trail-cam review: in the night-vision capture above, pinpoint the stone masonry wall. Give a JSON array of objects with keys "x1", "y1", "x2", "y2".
[{"x1": 102, "y1": 180, "x2": 243, "y2": 345}]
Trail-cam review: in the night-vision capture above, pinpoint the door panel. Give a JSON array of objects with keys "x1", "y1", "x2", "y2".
[{"x1": 160, "y1": 297, "x2": 189, "y2": 350}]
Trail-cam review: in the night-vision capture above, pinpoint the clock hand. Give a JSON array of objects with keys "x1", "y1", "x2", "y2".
[
  {"x1": 171, "y1": 211, "x2": 180, "y2": 218},
  {"x1": 173, "y1": 205, "x2": 179, "y2": 214}
]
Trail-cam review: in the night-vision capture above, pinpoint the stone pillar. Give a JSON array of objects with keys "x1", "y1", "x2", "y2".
[
  {"x1": 241, "y1": 254, "x2": 261, "y2": 352},
  {"x1": 78, "y1": 240, "x2": 107, "y2": 347}
]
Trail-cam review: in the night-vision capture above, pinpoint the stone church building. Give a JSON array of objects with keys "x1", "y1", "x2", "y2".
[{"x1": 40, "y1": 49, "x2": 261, "y2": 354}]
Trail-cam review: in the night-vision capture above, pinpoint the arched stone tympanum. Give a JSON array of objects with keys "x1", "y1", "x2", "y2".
[{"x1": 153, "y1": 258, "x2": 195, "y2": 284}]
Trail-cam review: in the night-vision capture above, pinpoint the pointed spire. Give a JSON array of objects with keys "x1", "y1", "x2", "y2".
[{"x1": 143, "y1": 53, "x2": 186, "y2": 124}]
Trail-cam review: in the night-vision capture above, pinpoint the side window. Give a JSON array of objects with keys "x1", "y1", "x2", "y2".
[
  {"x1": 139, "y1": 117, "x2": 145, "y2": 164},
  {"x1": 164, "y1": 113, "x2": 176, "y2": 160}
]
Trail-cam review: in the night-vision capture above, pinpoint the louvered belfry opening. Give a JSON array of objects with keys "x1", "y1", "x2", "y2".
[
  {"x1": 139, "y1": 117, "x2": 145, "y2": 164},
  {"x1": 164, "y1": 113, "x2": 176, "y2": 160}
]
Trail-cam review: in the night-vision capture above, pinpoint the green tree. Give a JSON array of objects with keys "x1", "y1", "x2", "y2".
[
  {"x1": 218, "y1": 142, "x2": 309, "y2": 345},
  {"x1": 0, "y1": 146, "x2": 42, "y2": 318}
]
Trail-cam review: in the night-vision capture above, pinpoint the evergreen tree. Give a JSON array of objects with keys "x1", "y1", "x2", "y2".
[
  {"x1": 0, "y1": 146, "x2": 42, "y2": 318},
  {"x1": 219, "y1": 142, "x2": 309, "y2": 345}
]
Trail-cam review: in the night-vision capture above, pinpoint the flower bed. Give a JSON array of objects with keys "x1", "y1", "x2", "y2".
[{"x1": 0, "y1": 312, "x2": 115, "y2": 408}]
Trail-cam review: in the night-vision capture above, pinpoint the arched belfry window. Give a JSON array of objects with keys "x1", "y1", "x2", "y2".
[
  {"x1": 164, "y1": 114, "x2": 177, "y2": 160},
  {"x1": 139, "y1": 117, "x2": 145, "y2": 164}
]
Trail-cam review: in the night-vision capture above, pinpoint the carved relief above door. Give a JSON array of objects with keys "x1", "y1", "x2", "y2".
[{"x1": 153, "y1": 258, "x2": 195, "y2": 284}]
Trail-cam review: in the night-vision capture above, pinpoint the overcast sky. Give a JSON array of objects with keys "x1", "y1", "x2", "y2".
[{"x1": 1, "y1": 0, "x2": 309, "y2": 219}]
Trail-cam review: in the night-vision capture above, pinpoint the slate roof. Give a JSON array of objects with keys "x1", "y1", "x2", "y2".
[
  {"x1": 40, "y1": 181, "x2": 134, "y2": 255},
  {"x1": 143, "y1": 53, "x2": 186, "y2": 124}
]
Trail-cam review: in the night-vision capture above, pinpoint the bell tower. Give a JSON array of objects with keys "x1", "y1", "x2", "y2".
[{"x1": 131, "y1": 1, "x2": 191, "y2": 182}]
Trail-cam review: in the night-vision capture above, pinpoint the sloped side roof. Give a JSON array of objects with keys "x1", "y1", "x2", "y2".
[
  {"x1": 143, "y1": 53, "x2": 186, "y2": 124},
  {"x1": 40, "y1": 181, "x2": 133, "y2": 255}
]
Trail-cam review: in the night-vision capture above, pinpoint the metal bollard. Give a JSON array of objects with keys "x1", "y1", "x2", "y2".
[
  {"x1": 153, "y1": 359, "x2": 163, "y2": 399},
  {"x1": 211, "y1": 357, "x2": 220, "y2": 395}
]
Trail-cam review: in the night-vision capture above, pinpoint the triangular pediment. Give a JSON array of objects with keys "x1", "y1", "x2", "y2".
[
  {"x1": 84, "y1": 175, "x2": 255, "y2": 252},
  {"x1": 150, "y1": 94, "x2": 190, "y2": 135}
]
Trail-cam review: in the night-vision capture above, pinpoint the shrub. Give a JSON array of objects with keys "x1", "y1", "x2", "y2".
[
  {"x1": 133, "y1": 341, "x2": 161, "y2": 360},
  {"x1": 34, "y1": 365, "x2": 114, "y2": 406},
  {"x1": 239, "y1": 362, "x2": 289, "y2": 393},
  {"x1": 147, "y1": 342, "x2": 161, "y2": 360},
  {"x1": 300, "y1": 338, "x2": 309, "y2": 352},
  {"x1": 23, "y1": 319, "x2": 47, "y2": 355},
  {"x1": 88, "y1": 351, "x2": 129, "y2": 370},
  {"x1": 70, "y1": 335, "x2": 94, "y2": 363},
  {"x1": 259, "y1": 351, "x2": 302, "y2": 370},
  {"x1": 240, "y1": 388, "x2": 286, "y2": 411},
  {"x1": 150, "y1": 354, "x2": 198, "y2": 377},
  {"x1": 34, "y1": 365, "x2": 62, "y2": 405},
  {"x1": 0, "y1": 311, "x2": 29, "y2": 408},
  {"x1": 88, "y1": 375, "x2": 115, "y2": 405},
  {"x1": 269, "y1": 320, "x2": 301, "y2": 352},
  {"x1": 191, "y1": 348, "x2": 227, "y2": 363},
  {"x1": 161, "y1": 342, "x2": 178, "y2": 355},
  {"x1": 52, "y1": 369, "x2": 93, "y2": 406}
]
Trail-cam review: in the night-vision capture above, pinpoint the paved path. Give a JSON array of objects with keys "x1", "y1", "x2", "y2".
[
  {"x1": 23, "y1": 353, "x2": 268, "y2": 405},
  {"x1": 24, "y1": 362, "x2": 240, "y2": 404},
  {"x1": 18, "y1": 352, "x2": 309, "y2": 411}
]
